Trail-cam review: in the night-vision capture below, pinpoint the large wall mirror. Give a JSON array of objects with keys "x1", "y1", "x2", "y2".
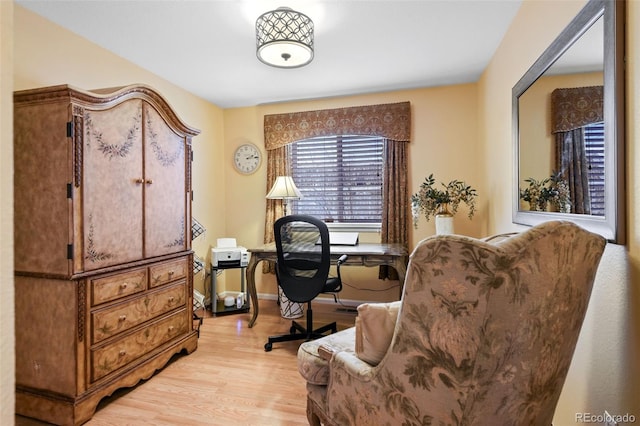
[{"x1": 512, "y1": 0, "x2": 625, "y2": 243}]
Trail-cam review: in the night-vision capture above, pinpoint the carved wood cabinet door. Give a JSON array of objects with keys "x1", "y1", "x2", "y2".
[
  {"x1": 81, "y1": 99, "x2": 189, "y2": 271},
  {"x1": 82, "y1": 100, "x2": 145, "y2": 270},
  {"x1": 143, "y1": 103, "x2": 188, "y2": 258}
]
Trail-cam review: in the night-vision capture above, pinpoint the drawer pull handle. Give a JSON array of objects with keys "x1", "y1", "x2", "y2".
[
  {"x1": 168, "y1": 296, "x2": 175, "y2": 304},
  {"x1": 119, "y1": 350, "x2": 126, "y2": 357},
  {"x1": 145, "y1": 179, "x2": 153, "y2": 185},
  {"x1": 118, "y1": 315, "x2": 127, "y2": 322},
  {"x1": 119, "y1": 282, "x2": 127, "y2": 290},
  {"x1": 168, "y1": 326, "x2": 175, "y2": 333},
  {"x1": 168, "y1": 271, "x2": 174, "y2": 277},
  {"x1": 135, "y1": 178, "x2": 145, "y2": 184}
]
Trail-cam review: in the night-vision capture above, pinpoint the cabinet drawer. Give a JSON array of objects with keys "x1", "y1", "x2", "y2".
[
  {"x1": 149, "y1": 258, "x2": 188, "y2": 288},
  {"x1": 91, "y1": 268, "x2": 147, "y2": 306},
  {"x1": 91, "y1": 281, "x2": 186, "y2": 344},
  {"x1": 90, "y1": 309, "x2": 189, "y2": 382}
]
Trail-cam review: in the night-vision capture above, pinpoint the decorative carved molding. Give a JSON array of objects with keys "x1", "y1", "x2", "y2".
[
  {"x1": 188, "y1": 254, "x2": 193, "y2": 294},
  {"x1": 78, "y1": 281, "x2": 86, "y2": 342},
  {"x1": 186, "y1": 142, "x2": 193, "y2": 194},
  {"x1": 72, "y1": 104, "x2": 84, "y2": 116},
  {"x1": 73, "y1": 115, "x2": 84, "y2": 187},
  {"x1": 14, "y1": 84, "x2": 200, "y2": 137}
]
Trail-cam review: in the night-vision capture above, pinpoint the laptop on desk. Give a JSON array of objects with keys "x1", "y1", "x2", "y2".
[{"x1": 317, "y1": 232, "x2": 359, "y2": 246}]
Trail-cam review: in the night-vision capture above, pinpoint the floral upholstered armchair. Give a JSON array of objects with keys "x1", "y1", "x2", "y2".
[{"x1": 297, "y1": 221, "x2": 606, "y2": 425}]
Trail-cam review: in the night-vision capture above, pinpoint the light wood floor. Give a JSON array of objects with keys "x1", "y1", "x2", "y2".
[{"x1": 16, "y1": 299, "x2": 357, "y2": 426}]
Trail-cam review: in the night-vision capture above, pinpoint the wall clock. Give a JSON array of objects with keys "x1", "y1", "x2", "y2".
[{"x1": 233, "y1": 143, "x2": 262, "y2": 175}]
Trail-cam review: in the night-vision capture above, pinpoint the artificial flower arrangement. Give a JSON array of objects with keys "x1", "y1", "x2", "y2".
[
  {"x1": 411, "y1": 173, "x2": 478, "y2": 227},
  {"x1": 519, "y1": 171, "x2": 571, "y2": 212}
]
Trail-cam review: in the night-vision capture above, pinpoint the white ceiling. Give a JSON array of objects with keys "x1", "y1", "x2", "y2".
[{"x1": 17, "y1": 0, "x2": 523, "y2": 108}]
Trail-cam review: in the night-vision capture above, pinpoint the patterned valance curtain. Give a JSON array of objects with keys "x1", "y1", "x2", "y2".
[
  {"x1": 551, "y1": 86, "x2": 603, "y2": 133},
  {"x1": 263, "y1": 102, "x2": 411, "y2": 150},
  {"x1": 551, "y1": 86, "x2": 603, "y2": 214},
  {"x1": 263, "y1": 102, "x2": 411, "y2": 279}
]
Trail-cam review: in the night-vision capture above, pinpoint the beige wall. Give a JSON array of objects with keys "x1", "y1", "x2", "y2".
[
  {"x1": 1, "y1": 1, "x2": 15, "y2": 424},
  {"x1": 3, "y1": 0, "x2": 638, "y2": 422},
  {"x1": 480, "y1": 0, "x2": 639, "y2": 421}
]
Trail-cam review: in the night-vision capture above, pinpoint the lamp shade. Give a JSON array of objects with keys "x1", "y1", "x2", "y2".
[
  {"x1": 256, "y1": 7, "x2": 314, "y2": 68},
  {"x1": 266, "y1": 176, "x2": 302, "y2": 199}
]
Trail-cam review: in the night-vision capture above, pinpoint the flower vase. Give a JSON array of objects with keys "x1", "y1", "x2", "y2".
[
  {"x1": 528, "y1": 200, "x2": 547, "y2": 212},
  {"x1": 435, "y1": 204, "x2": 454, "y2": 235}
]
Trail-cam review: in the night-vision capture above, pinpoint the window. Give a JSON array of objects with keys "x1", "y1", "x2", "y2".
[
  {"x1": 584, "y1": 122, "x2": 605, "y2": 216},
  {"x1": 290, "y1": 135, "x2": 384, "y2": 224}
]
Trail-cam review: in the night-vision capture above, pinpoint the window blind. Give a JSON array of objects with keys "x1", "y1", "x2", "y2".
[
  {"x1": 291, "y1": 135, "x2": 384, "y2": 223},
  {"x1": 584, "y1": 122, "x2": 605, "y2": 216}
]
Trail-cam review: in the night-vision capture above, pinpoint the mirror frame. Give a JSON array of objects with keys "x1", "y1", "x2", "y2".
[{"x1": 512, "y1": 0, "x2": 625, "y2": 244}]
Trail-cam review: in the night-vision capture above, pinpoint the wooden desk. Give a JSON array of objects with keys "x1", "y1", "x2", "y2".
[{"x1": 245, "y1": 243, "x2": 409, "y2": 327}]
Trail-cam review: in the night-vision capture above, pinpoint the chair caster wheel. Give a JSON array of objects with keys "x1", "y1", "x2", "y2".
[{"x1": 264, "y1": 342, "x2": 272, "y2": 352}]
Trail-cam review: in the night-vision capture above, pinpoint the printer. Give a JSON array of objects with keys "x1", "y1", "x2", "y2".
[{"x1": 211, "y1": 238, "x2": 249, "y2": 269}]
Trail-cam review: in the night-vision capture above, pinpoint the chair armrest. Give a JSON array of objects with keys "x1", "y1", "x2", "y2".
[
  {"x1": 335, "y1": 254, "x2": 348, "y2": 284},
  {"x1": 317, "y1": 338, "x2": 377, "y2": 381},
  {"x1": 318, "y1": 344, "x2": 335, "y2": 361},
  {"x1": 330, "y1": 350, "x2": 377, "y2": 383}
]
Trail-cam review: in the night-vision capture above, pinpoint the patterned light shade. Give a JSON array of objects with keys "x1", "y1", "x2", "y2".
[{"x1": 256, "y1": 7, "x2": 314, "y2": 68}]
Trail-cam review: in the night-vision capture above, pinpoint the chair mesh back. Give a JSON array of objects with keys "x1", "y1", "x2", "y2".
[{"x1": 274, "y1": 215, "x2": 330, "y2": 303}]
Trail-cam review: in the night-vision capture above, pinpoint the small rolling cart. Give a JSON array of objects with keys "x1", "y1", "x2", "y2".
[{"x1": 210, "y1": 238, "x2": 250, "y2": 316}]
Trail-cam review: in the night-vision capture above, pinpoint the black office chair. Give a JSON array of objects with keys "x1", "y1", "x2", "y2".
[{"x1": 264, "y1": 215, "x2": 347, "y2": 352}]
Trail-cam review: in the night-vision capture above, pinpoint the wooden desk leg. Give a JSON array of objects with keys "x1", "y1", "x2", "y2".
[
  {"x1": 394, "y1": 256, "x2": 408, "y2": 299},
  {"x1": 246, "y1": 256, "x2": 260, "y2": 328}
]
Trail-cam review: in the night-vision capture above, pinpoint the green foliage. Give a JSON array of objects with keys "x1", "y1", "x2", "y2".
[
  {"x1": 411, "y1": 174, "x2": 478, "y2": 226},
  {"x1": 519, "y1": 171, "x2": 570, "y2": 212}
]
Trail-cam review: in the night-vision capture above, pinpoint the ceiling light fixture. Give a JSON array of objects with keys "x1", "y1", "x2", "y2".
[{"x1": 256, "y1": 6, "x2": 314, "y2": 68}]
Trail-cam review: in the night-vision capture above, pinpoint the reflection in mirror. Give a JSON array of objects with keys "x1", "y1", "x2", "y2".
[
  {"x1": 518, "y1": 17, "x2": 603, "y2": 215},
  {"x1": 512, "y1": 0, "x2": 625, "y2": 243}
]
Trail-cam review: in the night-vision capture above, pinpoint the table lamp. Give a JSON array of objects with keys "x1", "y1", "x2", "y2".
[{"x1": 266, "y1": 176, "x2": 302, "y2": 216}]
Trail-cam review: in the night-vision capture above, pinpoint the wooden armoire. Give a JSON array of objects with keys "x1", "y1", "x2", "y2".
[{"x1": 14, "y1": 84, "x2": 200, "y2": 425}]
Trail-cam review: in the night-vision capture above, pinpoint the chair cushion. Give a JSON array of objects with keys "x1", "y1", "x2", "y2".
[
  {"x1": 298, "y1": 327, "x2": 356, "y2": 385},
  {"x1": 355, "y1": 301, "x2": 401, "y2": 366}
]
